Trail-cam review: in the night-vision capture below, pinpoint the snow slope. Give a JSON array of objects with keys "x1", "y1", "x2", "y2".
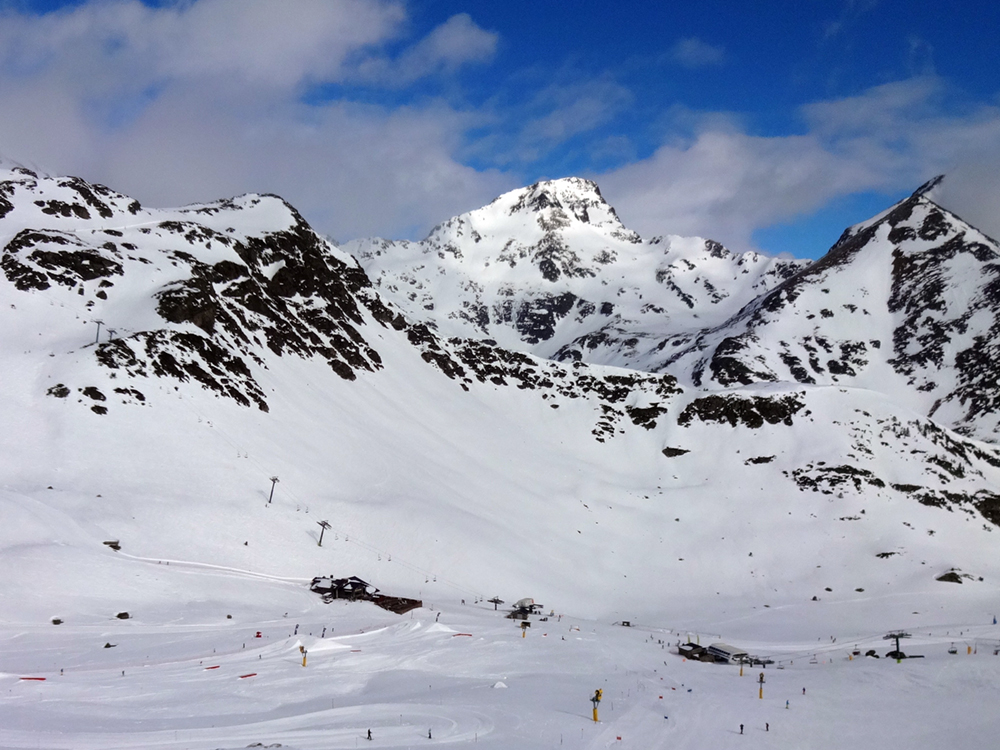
[{"x1": 2, "y1": 166, "x2": 1000, "y2": 748}]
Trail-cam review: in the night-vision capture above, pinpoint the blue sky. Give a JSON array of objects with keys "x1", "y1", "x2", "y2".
[{"x1": 1, "y1": 1, "x2": 999, "y2": 258}]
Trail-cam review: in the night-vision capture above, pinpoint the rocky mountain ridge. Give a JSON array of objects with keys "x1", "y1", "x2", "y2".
[
  {"x1": 350, "y1": 176, "x2": 1000, "y2": 444},
  {"x1": 659, "y1": 178, "x2": 1000, "y2": 443},
  {"x1": 0, "y1": 166, "x2": 683, "y2": 438}
]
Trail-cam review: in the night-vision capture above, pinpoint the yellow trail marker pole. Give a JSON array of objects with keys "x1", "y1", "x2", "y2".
[
  {"x1": 302, "y1": 650, "x2": 307, "y2": 667},
  {"x1": 593, "y1": 706, "x2": 598, "y2": 722},
  {"x1": 758, "y1": 672, "x2": 765, "y2": 700}
]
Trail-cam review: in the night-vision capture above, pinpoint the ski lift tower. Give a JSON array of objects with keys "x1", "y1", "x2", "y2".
[
  {"x1": 316, "y1": 520, "x2": 331, "y2": 547},
  {"x1": 884, "y1": 631, "x2": 911, "y2": 663}
]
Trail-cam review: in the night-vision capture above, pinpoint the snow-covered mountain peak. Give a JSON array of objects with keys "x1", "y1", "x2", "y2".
[
  {"x1": 0, "y1": 166, "x2": 144, "y2": 235},
  {"x1": 349, "y1": 177, "x2": 803, "y2": 365},
  {"x1": 497, "y1": 176, "x2": 625, "y2": 229},
  {"x1": 413, "y1": 175, "x2": 641, "y2": 268},
  {"x1": 0, "y1": 166, "x2": 312, "y2": 248},
  {"x1": 829, "y1": 175, "x2": 953, "y2": 254},
  {"x1": 661, "y1": 182, "x2": 1000, "y2": 440},
  {"x1": 911, "y1": 173, "x2": 946, "y2": 199}
]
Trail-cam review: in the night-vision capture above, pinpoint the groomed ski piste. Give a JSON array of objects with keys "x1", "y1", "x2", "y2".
[{"x1": 3, "y1": 567, "x2": 1000, "y2": 750}]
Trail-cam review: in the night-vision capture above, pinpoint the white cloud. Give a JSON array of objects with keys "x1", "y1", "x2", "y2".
[
  {"x1": 396, "y1": 13, "x2": 497, "y2": 80},
  {"x1": 0, "y1": 0, "x2": 511, "y2": 240},
  {"x1": 599, "y1": 128, "x2": 874, "y2": 250},
  {"x1": 800, "y1": 77, "x2": 943, "y2": 136},
  {"x1": 0, "y1": 0, "x2": 407, "y2": 90},
  {"x1": 461, "y1": 75, "x2": 634, "y2": 168},
  {"x1": 669, "y1": 37, "x2": 725, "y2": 69},
  {"x1": 599, "y1": 77, "x2": 1000, "y2": 252},
  {"x1": 352, "y1": 12, "x2": 498, "y2": 86},
  {"x1": 89, "y1": 89, "x2": 514, "y2": 240},
  {"x1": 517, "y1": 77, "x2": 633, "y2": 156}
]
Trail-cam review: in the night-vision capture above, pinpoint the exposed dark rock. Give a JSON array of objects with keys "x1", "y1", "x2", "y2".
[
  {"x1": 114, "y1": 387, "x2": 146, "y2": 402},
  {"x1": 625, "y1": 403, "x2": 668, "y2": 429},
  {"x1": 678, "y1": 393, "x2": 804, "y2": 429},
  {"x1": 709, "y1": 335, "x2": 777, "y2": 386},
  {"x1": 512, "y1": 292, "x2": 579, "y2": 344},
  {"x1": 2, "y1": 229, "x2": 123, "y2": 290},
  {"x1": 156, "y1": 276, "x2": 219, "y2": 334},
  {"x1": 36, "y1": 199, "x2": 90, "y2": 219},
  {"x1": 790, "y1": 464, "x2": 885, "y2": 494},
  {"x1": 60, "y1": 176, "x2": 115, "y2": 219}
]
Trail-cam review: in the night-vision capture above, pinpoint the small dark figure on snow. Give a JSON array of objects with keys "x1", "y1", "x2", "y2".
[
  {"x1": 766, "y1": 723, "x2": 769, "y2": 732},
  {"x1": 739, "y1": 724, "x2": 743, "y2": 734},
  {"x1": 367, "y1": 729, "x2": 372, "y2": 741},
  {"x1": 428, "y1": 728, "x2": 432, "y2": 739},
  {"x1": 802, "y1": 687, "x2": 806, "y2": 695}
]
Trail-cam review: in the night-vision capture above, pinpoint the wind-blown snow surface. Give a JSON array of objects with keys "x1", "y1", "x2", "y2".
[{"x1": 2, "y1": 167, "x2": 1000, "y2": 748}]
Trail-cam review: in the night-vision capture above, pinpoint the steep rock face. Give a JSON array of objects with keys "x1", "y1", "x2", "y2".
[
  {"x1": 658, "y1": 180, "x2": 1000, "y2": 441},
  {"x1": 347, "y1": 177, "x2": 803, "y2": 370}
]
